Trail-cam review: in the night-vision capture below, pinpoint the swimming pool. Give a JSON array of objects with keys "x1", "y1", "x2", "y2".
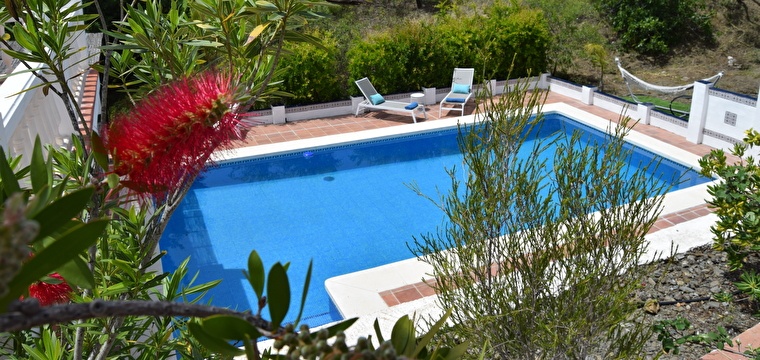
[{"x1": 159, "y1": 107, "x2": 712, "y2": 328}]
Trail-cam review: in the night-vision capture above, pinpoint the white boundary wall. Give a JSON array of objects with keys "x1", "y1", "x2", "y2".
[
  {"x1": 688, "y1": 81, "x2": 760, "y2": 149},
  {"x1": 545, "y1": 77, "x2": 760, "y2": 153}
]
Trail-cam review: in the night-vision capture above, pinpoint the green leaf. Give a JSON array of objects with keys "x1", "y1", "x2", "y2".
[
  {"x1": 182, "y1": 40, "x2": 223, "y2": 47},
  {"x1": 390, "y1": 315, "x2": 415, "y2": 355},
  {"x1": 56, "y1": 256, "x2": 95, "y2": 290},
  {"x1": 202, "y1": 315, "x2": 262, "y2": 341},
  {"x1": 106, "y1": 173, "x2": 120, "y2": 189},
  {"x1": 90, "y1": 132, "x2": 110, "y2": 171},
  {"x1": 29, "y1": 137, "x2": 49, "y2": 192},
  {"x1": 188, "y1": 322, "x2": 245, "y2": 356},
  {"x1": 99, "y1": 282, "x2": 128, "y2": 297},
  {"x1": 433, "y1": 340, "x2": 470, "y2": 360},
  {"x1": 293, "y1": 259, "x2": 312, "y2": 325},
  {"x1": 0, "y1": 220, "x2": 107, "y2": 311},
  {"x1": 107, "y1": 259, "x2": 138, "y2": 280},
  {"x1": 412, "y1": 307, "x2": 453, "y2": 357},
  {"x1": 373, "y1": 318, "x2": 385, "y2": 344},
  {"x1": 267, "y1": 262, "x2": 290, "y2": 330},
  {"x1": 246, "y1": 250, "x2": 265, "y2": 300},
  {"x1": 0, "y1": 147, "x2": 21, "y2": 196},
  {"x1": 21, "y1": 344, "x2": 46, "y2": 360},
  {"x1": 12, "y1": 26, "x2": 39, "y2": 54},
  {"x1": 183, "y1": 279, "x2": 222, "y2": 296},
  {"x1": 30, "y1": 187, "x2": 94, "y2": 241}
]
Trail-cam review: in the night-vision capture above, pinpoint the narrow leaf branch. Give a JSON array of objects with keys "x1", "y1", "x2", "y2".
[{"x1": 1, "y1": 299, "x2": 272, "y2": 332}]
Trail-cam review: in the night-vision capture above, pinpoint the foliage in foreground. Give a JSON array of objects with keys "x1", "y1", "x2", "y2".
[
  {"x1": 699, "y1": 129, "x2": 760, "y2": 271},
  {"x1": 0, "y1": 0, "x2": 463, "y2": 357},
  {"x1": 0, "y1": 138, "x2": 464, "y2": 358},
  {"x1": 411, "y1": 81, "x2": 671, "y2": 358},
  {"x1": 652, "y1": 316, "x2": 760, "y2": 359}
]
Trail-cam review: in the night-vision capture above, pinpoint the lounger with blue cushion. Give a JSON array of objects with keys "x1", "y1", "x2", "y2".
[
  {"x1": 355, "y1": 77, "x2": 427, "y2": 123},
  {"x1": 439, "y1": 68, "x2": 475, "y2": 117}
]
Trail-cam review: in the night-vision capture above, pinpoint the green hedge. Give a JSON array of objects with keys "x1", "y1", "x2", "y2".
[
  {"x1": 348, "y1": 7, "x2": 550, "y2": 96},
  {"x1": 277, "y1": 30, "x2": 347, "y2": 106},
  {"x1": 275, "y1": 4, "x2": 550, "y2": 105}
]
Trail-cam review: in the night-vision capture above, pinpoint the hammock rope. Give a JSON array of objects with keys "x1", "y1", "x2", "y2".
[{"x1": 614, "y1": 57, "x2": 723, "y2": 101}]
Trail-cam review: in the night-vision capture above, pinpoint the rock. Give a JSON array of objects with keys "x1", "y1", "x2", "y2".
[
  {"x1": 705, "y1": 301, "x2": 722, "y2": 309},
  {"x1": 638, "y1": 244, "x2": 759, "y2": 359}
]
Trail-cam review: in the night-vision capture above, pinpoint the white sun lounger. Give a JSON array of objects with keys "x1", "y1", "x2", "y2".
[
  {"x1": 354, "y1": 77, "x2": 427, "y2": 123},
  {"x1": 439, "y1": 68, "x2": 475, "y2": 117}
]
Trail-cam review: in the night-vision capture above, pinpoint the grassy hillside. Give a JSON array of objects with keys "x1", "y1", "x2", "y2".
[{"x1": 543, "y1": 0, "x2": 760, "y2": 98}]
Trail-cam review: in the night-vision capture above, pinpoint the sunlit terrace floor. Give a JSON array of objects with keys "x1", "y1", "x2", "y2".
[{"x1": 237, "y1": 91, "x2": 717, "y2": 157}]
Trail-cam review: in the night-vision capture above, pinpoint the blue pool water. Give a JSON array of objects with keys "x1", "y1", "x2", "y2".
[{"x1": 159, "y1": 113, "x2": 711, "y2": 327}]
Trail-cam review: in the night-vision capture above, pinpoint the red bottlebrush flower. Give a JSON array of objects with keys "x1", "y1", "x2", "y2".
[
  {"x1": 104, "y1": 71, "x2": 242, "y2": 196},
  {"x1": 28, "y1": 273, "x2": 72, "y2": 306}
]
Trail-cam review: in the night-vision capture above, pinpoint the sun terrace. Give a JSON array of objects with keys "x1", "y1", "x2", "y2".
[{"x1": 197, "y1": 91, "x2": 727, "y2": 345}]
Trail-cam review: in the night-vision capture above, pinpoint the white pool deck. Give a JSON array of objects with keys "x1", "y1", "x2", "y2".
[{"x1": 221, "y1": 102, "x2": 718, "y2": 345}]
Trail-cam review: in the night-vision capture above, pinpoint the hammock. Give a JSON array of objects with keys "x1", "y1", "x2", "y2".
[
  {"x1": 614, "y1": 58, "x2": 723, "y2": 118},
  {"x1": 615, "y1": 57, "x2": 723, "y2": 98}
]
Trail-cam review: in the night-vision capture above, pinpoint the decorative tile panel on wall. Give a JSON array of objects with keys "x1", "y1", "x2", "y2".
[
  {"x1": 724, "y1": 111, "x2": 738, "y2": 126},
  {"x1": 703, "y1": 129, "x2": 741, "y2": 145},
  {"x1": 650, "y1": 110, "x2": 688, "y2": 128},
  {"x1": 547, "y1": 78, "x2": 582, "y2": 91},
  {"x1": 595, "y1": 93, "x2": 631, "y2": 107},
  {"x1": 708, "y1": 88, "x2": 757, "y2": 107},
  {"x1": 285, "y1": 100, "x2": 352, "y2": 114}
]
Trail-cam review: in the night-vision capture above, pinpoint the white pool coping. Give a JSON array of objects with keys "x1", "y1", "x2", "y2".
[{"x1": 216, "y1": 102, "x2": 716, "y2": 327}]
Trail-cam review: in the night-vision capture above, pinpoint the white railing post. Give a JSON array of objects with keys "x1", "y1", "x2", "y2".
[
  {"x1": 581, "y1": 86, "x2": 597, "y2": 105},
  {"x1": 687, "y1": 81, "x2": 711, "y2": 144},
  {"x1": 538, "y1": 73, "x2": 551, "y2": 90},
  {"x1": 636, "y1": 102, "x2": 654, "y2": 125},
  {"x1": 422, "y1": 87, "x2": 436, "y2": 105},
  {"x1": 271, "y1": 105, "x2": 286, "y2": 124},
  {"x1": 756, "y1": 85, "x2": 760, "y2": 124}
]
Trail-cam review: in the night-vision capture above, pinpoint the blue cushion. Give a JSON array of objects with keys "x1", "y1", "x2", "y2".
[
  {"x1": 452, "y1": 83, "x2": 470, "y2": 94},
  {"x1": 445, "y1": 97, "x2": 466, "y2": 103},
  {"x1": 405, "y1": 102, "x2": 419, "y2": 110},
  {"x1": 369, "y1": 93, "x2": 385, "y2": 105}
]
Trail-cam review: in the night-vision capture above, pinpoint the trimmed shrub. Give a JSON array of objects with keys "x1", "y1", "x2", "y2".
[
  {"x1": 277, "y1": 30, "x2": 347, "y2": 106},
  {"x1": 347, "y1": 5, "x2": 550, "y2": 96},
  {"x1": 347, "y1": 24, "x2": 416, "y2": 95},
  {"x1": 480, "y1": 5, "x2": 550, "y2": 78}
]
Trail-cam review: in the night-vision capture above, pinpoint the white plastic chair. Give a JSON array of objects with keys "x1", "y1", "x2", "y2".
[{"x1": 439, "y1": 68, "x2": 475, "y2": 117}]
